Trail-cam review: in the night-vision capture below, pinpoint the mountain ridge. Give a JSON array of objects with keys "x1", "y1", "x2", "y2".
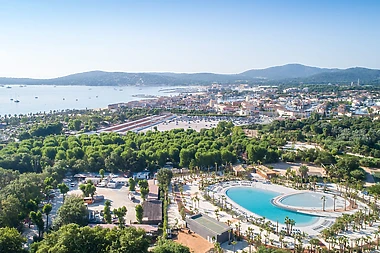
[{"x1": 0, "y1": 64, "x2": 379, "y2": 86}]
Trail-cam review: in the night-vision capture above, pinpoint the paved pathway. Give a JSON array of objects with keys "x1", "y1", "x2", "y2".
[{"x1": 168, "y1": 185, "x2": 185, "y2": 228}]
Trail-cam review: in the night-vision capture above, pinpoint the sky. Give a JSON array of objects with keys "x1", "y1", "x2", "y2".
[{"x1": 0, "y1": 0, "x2": 379, "y2": 78}]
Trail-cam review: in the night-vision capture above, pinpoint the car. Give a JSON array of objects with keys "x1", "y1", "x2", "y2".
[{"x1": 70, "y1": 183, "x2": 76, "y2": 187}]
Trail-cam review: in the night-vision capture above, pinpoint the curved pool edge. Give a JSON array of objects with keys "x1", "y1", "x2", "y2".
[
  {"x1": 221, "y1": 184, "x2": 323, "y2": 228},
  {"x1": 272, "y1": 191, "x2": 350, "y2": 215}
]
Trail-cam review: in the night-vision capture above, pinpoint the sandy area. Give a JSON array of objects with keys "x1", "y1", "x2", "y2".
[
  {"x1": 174, "y1": 230, "x2": 213, "y2": 253},
  {"x1": 68, "y1": 185, "x2": 137, "y2": 224},
  {"x1": 269, "y1": 161, "x2": 326, "y2": 176}
]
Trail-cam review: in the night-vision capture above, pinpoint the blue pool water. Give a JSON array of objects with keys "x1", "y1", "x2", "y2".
[
  {"x1": 281, "y1": 192, "x2": 333, "y2": 208},
  {"x1": 226, "y1": 187, "x2": 318, "y2": 225}
]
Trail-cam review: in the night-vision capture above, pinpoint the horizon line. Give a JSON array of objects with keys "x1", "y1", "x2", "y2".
[{"x1": 0, "y1": 63, "x2": 378, "y2": 80}]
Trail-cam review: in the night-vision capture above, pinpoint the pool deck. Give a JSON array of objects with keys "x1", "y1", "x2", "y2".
[
  {"x1": 271, "y1": 191, "x2": 350, "y2": 215},
  {"x1": 209, "y1": 180, "x2": 360, "y2": 236},
  {"x1": 178, "y1": 176, "x2": 375, "y2": 252}
]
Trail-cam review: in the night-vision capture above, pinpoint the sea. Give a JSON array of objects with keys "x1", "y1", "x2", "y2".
[{"x1": 0, "y1": 85, "x2": 184, "y2": 116}]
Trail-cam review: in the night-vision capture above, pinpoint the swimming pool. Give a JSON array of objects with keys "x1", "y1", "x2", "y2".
[
  {"x1": 280, "y1": 192, "x2": 333, "y2": 209},
  {"x1": 226, "y1": 187, "x2": 318, "y2": 225}
]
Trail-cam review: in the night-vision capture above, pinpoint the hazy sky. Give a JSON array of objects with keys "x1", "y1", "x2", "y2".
[{"x1": 0, "y1": 0, "x2": 379, "y2": 78}]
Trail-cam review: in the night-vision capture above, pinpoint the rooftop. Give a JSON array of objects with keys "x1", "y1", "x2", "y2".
[
  {"x1": 142, "y1": 200, "x2": 162, "y2": 223},
  {"x1": 148, "y1": 180, "x2": 159, "y2": 200},
  {"x1": 189, "y1": 213, "x2": 231, "y2": 235}
]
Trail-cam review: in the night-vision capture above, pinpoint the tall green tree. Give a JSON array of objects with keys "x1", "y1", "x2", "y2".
[
  {"x1": 57, "y1": 183, "x2": 69, "y2": 202},
  {"x1": 54, "y1": 195, "x2": 88, "y2": 228},
  {"x1": 103, "y1": 200, "x2": 112, "y2": 224},
  {"x1": 153, "y1": 239, "x2": 191, "y2": 253},
  {"x1": 113, "y1": 206, "x2": 127, "y2": 228},
  {"x1": 0, "y1": 227, "x2": 27, "y2": 253},
  {"x1": 0, "y1": 195, "x2": 23, "y2": 229},
  {"x1": 156, "y1": 168, "x2": 173, "y2": 190},
  {"x1": 129, "y1": 178, "x2": 136, "y2": 192},
  {"x1": 79, "y1": 181, "x2": 96, "y2": 198},
  {"x1": 30, "y1": 211, "x2": 44, "y2": 238},
  {"x1": 42, "y1": 204, "x2": 52, "y2": 231},
  {"x1": 99, "y1": 168, "x2": 105, "y2": 180},
  {"x1": 135, "y1": 204, "x2": 143, "y2": 224}
]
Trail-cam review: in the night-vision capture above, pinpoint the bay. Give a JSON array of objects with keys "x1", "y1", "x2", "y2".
[{"x1": 0, "y1": 85, "x2": 183, "y2": 116}]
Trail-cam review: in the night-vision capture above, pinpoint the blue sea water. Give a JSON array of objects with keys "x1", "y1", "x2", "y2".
[
  {"x1": 226, "y1": 187, "x2": 318, "y2": 225},
  {"x1": 0, "y1": 85, "x2": 184, "y2": 116}
]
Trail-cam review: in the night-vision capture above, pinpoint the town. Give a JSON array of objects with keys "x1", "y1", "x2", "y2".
[{"x1": 2, "y1": 81, "x2": 380, "y2": 253}]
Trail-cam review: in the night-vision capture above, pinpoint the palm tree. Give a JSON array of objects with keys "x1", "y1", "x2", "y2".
[
  {"x1": 376, "y1": 227, "x2": 380, "y2": 249},
  {"x1": 298, "y1": 165, "x2": 309, "y2": 183},
  {"x1": 321, "y1": 196, "x2": 326, "y2": 211},
  {"x1": 214, "y1": 209, "x2": 220, "y2": 221},
  {"x1": 279, "y1": 231, "x2": 285, "y2": 249},
  {"x1": 285, "y1": 216, "x2": 291, "y2": 235},
  {"x1": 289, "y1": 219, "x2": 296, "y2": 235},
  {"x1": 309, "y1": 238, "x2": 320, "y2": 253},
  {"x1": 223, "y1": 228, "x2": 230, "y2": 245},
  {"x1": 333, "y1": 194, "x2": 337, "y2": 211},
  {"x1": 42, "y1": 203, "x2": 52, "y2": 231},
  {"x1": 246, "y1": 227, "x2": 254, "y2": 253},
  {"x1": 231, "y1": 240, "x2": 237, "y2": 253},
  {"x1": 194, "y1": 195, "x2": 200, "y2": 209}
]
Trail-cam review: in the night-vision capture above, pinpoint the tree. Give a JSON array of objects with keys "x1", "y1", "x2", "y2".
[
  {"x1": 135, "y1": 204, "x2": 143, "y2": 224},
  {"x1": 79, "y1": 181, "x2": 96, "y2": 198},
  {"x1": 31, "y1": 224, "x2": 150, "y2": 253},
  {"x1": 104, "y1": 200, "x2": 112, "y2": 224},
  {"x1": 157, "y1": 168, "x2": 173, "y2": 201},
  {"x1": 43, "y1": 176, "x2": 55, "y2": 201},
  {"x1": 138, "y1": 179, "x2": 149, "y2": 201},
  {"x1": 54, "y1": 195, "x2": 88, "y2": 228},
  {"x1": 57, "y1": 183, "x2": 69, "y2": 202},
  {"x1": 298, "y1": 165, "x2": 309, "y2": 183},
  {"x1": 113, "y1": 206, "x2": 127, "y2": 228},
  {"x1": 140, "y1": 187, "x2": 149, "y2": 202},
  {"x1": 256, "y1": 246, "x2": 289, "y2": 253},
  {"x1": 68, "y1": 119, "x2": 82, "y2": 131},
  {"x1": 321, "y1": 195, "x2": 326, "y2": 211},
  {"x1": 99, "y1": 168, "x2": 105, "y2": 180},
  {"x1": 153, "y1": 239, "x2": 191, "y2": 253},
  {"x1": 0, "y1": 194, "x2": 23, "y2": 229},
  {"x1": 0, "y1": 227, "x2": 27, "y2": 253},
  {"x1": 138, "y1": 179, "x2": 149, "y2": 189},
  {"x1": 129, "y1": 178, "x2": 136, "y2": 192},
  {"x1": 30, "y1": 211, "x2": 44, "y2": 238},
  {"x1": 42, "y1": 203, "x2": 52, "y2": 231}
]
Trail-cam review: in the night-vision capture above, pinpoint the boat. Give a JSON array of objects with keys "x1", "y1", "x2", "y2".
[
  {"x1": 63, "y1": 98, "x2": 65, "y2": 100},
  {"x1": 6, "y1": 86, "x2": 11, "y2": 88},
  {"x1": 10, "y1": 98, "x2": 13, "y2": 101},
  {"x1": 35, "y1": 96, "x2": 38, "y2": 99},
  {"x1": 76, "y1": 99, "x2": 78, "y2": 101},
  {"x1": 14, "y1": 100, "x2": 20, "y2": 103}
]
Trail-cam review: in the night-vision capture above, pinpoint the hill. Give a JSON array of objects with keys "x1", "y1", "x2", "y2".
[
  {"x1": 301, "y1": 67, "x2": 380, "y2": 84},
  {"x1": 0, "y1": 64, "x2": 379, "y2": 86},
  {"x1": 240, "y1": 63, "x2": 338, "y2": 80}
]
